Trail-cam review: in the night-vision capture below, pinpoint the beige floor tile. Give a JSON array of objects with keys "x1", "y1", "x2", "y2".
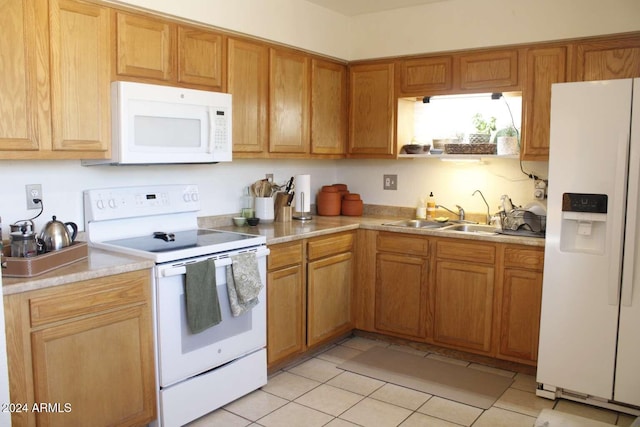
[
  {"x1": 425, "y1": 353, "x2": 470, "y2": 367},
  {"x1": 340, "y1": 397, "x2": 412, "y2": 427},
  {"x1": 369, "y1": 383, "x2": 432, "y2": 410},
  {"x1": 494, "y1": 388, "x2": 554, "y2": 417},
  {"x1": 417, "y1": 396, "x2": 482, "y2": 426},
  {"x1": 286, "y1": 357, "x2": 343, "y2": 382},
  {"x1": 341, "y1": 336, "x2": 390, "y2": 351},
  {"x1": 324, "y1": 418, "x2": 360, "y2": 426},
  {"x1": 387, "y1": 344, "x2": 429, "y2": 357},
  {"x1": 554, "y1": 400, "x2": 619, "y2": 424},
  {"x1": 511, "y1": 372, "x2": 538, "y2": 392},
  {"x1": 468, "y1": 362, "x2": 516, "y2": 378},
  {"x1": 257, "y1": 402, "x2": 333, "y2": 427},
  {"x1": 326, "y1": 371, "x2": 385, "y2": 395},
  {"x1": 184, "y1": 408, "x2": 251, "y2": 426},
  {"x1": 224, "y1": 390, "x2": 288, "y2": 421},
  {"x1": 399, "y1": 412, "x2": 462, "y2": 427},
  {"x1": 294, "y1": 384, "x2": 363, "y2": 416},
  {"x1": 316, "y1": 344, "x2": 363, "y2": 364},
  {"x1": 262, "y1": 371, "x2": 321, "y2": 401},
  {"x1": 473, "y1": 407, "x2": 537, "y2": 427}
]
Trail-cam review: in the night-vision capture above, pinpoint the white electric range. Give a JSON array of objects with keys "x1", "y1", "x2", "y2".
[{"x1": 84, "y1": 184, "x2": 269, "y2": 427}]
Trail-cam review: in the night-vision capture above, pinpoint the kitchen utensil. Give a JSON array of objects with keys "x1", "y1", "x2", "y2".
[{"x1": 40, "y1": 215, "x2": 78, "y2": 251}]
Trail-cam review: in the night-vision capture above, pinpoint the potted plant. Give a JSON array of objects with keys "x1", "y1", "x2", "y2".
[
  {"x1": 469, "y1": 113, "x2": 496, "y2": 143},
  {"x1": 495, "y1": 125, "x2": 520, "y2": 155}
]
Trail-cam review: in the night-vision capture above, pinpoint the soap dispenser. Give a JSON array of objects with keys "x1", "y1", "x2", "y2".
[{"x1": 427, "y1": 192, "x2": 436, "y2": 220}]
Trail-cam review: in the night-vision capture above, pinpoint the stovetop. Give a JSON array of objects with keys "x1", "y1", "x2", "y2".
[{"x1": 104, "y1": 229, "x2": 258, "y2": 253}]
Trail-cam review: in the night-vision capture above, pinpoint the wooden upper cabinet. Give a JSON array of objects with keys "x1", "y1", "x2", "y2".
[
  {"x1": 457, "y1": 49, "x2": 521, "y2": 91},
  {"x1": 348, "y1": 62, "x2": 395, "y2": 157},
  {"x1": 521, "y1": 46, "x2": 568, "y2": 161},
  {"x1": 115, "y1": 11, "x2": 175, "y2": 81},
  {"x1": 574, "y1": 36, "x2": 640, "y2": 81},
  {"x1": 398, "y1": 56, "x2": 453, "y2": 96},
  {"x1": 269, "y1": 48, "x2": 310, "y2": 154},
  {"x1": 178, "y1": 26, "x2": 225, "y2": 90},
  {"x1": 0, "y1": 0, "x2": 49, "y2": 153},
  {"x1": 310, "y1": 59, "x2": 347, "y2": 156},
  {"x1": 50, "y1": 0, "x2": 111, "y2": 154},
  {"x1": 228, "y1": 38, "x2": 269, "y2": 156}
]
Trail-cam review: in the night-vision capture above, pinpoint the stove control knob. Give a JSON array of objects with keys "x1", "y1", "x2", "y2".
[
  {"x1": 96, "y1": 199, "x2": 105, "y2": 210},
  {"x1": 108, "y1": 198, "x2": 117, "y2": 209}
]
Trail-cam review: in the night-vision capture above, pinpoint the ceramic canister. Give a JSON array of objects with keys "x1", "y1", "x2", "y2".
[
  {"x1": 317, "y1": 186, "x2": 341, "y2": 216},
  {"x1": 341, "y1": 193, "x2": 363, "y2": 216}
]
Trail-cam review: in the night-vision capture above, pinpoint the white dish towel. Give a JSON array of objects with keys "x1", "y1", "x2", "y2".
[{"x1": 226, "y1": 252, "x2": 263, "y2": 316}]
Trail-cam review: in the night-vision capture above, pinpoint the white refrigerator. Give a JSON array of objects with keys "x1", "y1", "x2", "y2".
[{"x1": 536, "y1": 78, "x2": 640, "y2": 414}]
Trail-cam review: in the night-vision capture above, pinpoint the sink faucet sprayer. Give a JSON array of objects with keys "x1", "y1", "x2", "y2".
[
  {"x1": 437, "y1": 204, "x2": 465, "y2": 221},
  {"x1": 472, "y1": 190, "x2": 491, "y2": 224}
]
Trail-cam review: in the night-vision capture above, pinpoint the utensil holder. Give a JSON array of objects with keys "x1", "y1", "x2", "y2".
[{"x1": 254, "y1": 197, "x2": 274, "y2": 223}]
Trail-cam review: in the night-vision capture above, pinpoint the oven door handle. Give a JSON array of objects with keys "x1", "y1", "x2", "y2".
[{"x1": 159, "y1": 247, "x2": 270, "y2": 278}]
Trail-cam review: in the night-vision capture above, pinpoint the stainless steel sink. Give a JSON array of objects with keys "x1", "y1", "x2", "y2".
[
  {"x1": 383, "y1": 219, "x2": 449, "y2": 229},
  {"x1": 442, "y1": 224, "x2": 497, "y2": 234}
]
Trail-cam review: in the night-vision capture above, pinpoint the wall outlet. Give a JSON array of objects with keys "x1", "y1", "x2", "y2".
[
  {"x1": 534, "y1": 179, "x2": 547, "y2": 200},
  {"x1": 383, "y1": 174, "x2": 397, "y2": 190},
  {"x1": 265, "y1": 173, "x2": 274, "y2": 182},
  {"x1": 25, "y1": 184, "x2": 43, "y2": 210}
]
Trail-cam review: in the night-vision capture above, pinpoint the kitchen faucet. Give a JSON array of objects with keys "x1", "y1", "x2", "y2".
[
  {"x1": 472, "y1": 190, "x2": 491, "y2": 224},
  {"x1": 437, "y1": 204, "x2": 465, "y2": 221}
]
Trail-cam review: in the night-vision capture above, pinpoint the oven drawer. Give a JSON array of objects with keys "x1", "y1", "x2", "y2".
[{"x1": 29, "y1": 270, "x2": 150, "y2": 328}]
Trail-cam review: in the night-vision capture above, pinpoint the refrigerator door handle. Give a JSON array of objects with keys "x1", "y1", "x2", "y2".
[
  {"x1": 608, "y1": 133, "x2": 631, "y2": 306},
  {"x1": 622, "y1": 129, "x2": 640, "y2": 306}
]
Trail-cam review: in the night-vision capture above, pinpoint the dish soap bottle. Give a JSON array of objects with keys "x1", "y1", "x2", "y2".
[
  {"x1": 416, "y1": 199, "x2": 426, "y2": 219},
  {"x1": 427, "y1": 192, "x2": 436, "y2": 220}
]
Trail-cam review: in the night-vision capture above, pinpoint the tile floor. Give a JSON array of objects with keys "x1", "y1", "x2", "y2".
[{"x1": 186, "y1": 336, "x2": 638, "y2": 427}]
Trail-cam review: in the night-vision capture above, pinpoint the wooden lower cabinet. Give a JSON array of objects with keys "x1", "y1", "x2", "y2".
[
  {"x1": 267, "y1": 232, "x2": 354, "y2": 369},
  {"x1": 497, "y1": 246, "x2": 544, "y2": 365},
  {"x1": 4, "y1": 269, "x2": 156, "y2": 427},
  {"x1": 266, "y1": 240, "x2": 305, "y2": 367}
]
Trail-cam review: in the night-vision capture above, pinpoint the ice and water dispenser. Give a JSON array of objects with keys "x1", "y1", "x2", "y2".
[{"x1": 560, "y1": 193, "x2": 608, "y2": 254}]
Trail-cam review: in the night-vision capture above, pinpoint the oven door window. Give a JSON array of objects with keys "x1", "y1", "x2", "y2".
[{"x1": 156, "y1": 255, "x2": 266, "y2": 388}]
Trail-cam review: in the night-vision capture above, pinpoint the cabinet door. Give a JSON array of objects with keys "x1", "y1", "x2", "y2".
[
  {"x1": 499, "y1": 268, "x2": 542, "y2": 363},
  {"x1": 311, "y1": 59, "x2": 347, "y2": 156},
  {"x1": 458, "y1": 49, "x2": 521, "y2": 91},
  {"x1": 178, "y1": 26, "x2": 224, "y2": 90},
  {"x1": 269, "y1": 48, "x2": 310, "y2": 154},
  {"x1": 575, "y1": 37, "x2": 640, "y2": 81},
  {"x1": 50, "y1": 0, "x2": 110, "y2": 154},
  {"x1": 434, "y1": 260, "x2": 494, "y2": 353},
  {"x1": 521, "y1": 46, "x2": 567, "y2": 161},
  {"x1": 348, "y1": 62, "x2": 395, "y2": 157},
  {"x1": 228, "y1": 38, "x2": 269, "y2": 156},
  {"x1": 375, "y1": 252, "x2": 428, "y2": 339},
  {"x1": 398, "y1": 56, "x2": 453, "y2": 95},
  {"x1": 115, "y1": 11, "x2": 175, "y2": 81},
  {"x1": 31, "y1": 305, "x2": 155, "y2": 427},
  {"x1": 267, "y1": 265, "x2": 306, "y2": 366},
  {"x1": 307, "y1": 252, "x2": 353, "y2": 347},
  {"x1": 0, "y1": 0, "x2": 49, "y2": 153}
]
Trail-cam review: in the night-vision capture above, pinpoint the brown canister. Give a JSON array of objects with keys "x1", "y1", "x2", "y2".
[
  {"x1": 332, "y1": 183, "x2": 349, "y2": 199},
  {"x1": 341, "y1": 193, "x2": 363, "y2": 216},
  {"x1": 317, "y1": 186, "x2": 341, "y2": 216}
]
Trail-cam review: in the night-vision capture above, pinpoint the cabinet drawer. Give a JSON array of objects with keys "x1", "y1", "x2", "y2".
[
  {"x1": 436, "y1": 239, "x2": 495, "y2": 264},
  {"x1": 504, "y1": 247, "x2": 544, "y2": 271},
  {"x1": 29, "y1": 270, "x2": 149, "y2": 327},
  {"x1": 377, "y1": 232, "x2": 429, "y2": 256},
  {"x1": 308, "y1": 232, "x2": 354, "y2": 261},
  {"x1": 268, "y1": 241, "x2": 303, "y2": 270}
]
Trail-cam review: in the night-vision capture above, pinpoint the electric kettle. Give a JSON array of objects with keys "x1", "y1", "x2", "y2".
[{"x1": 39, "y1": 215, "x2": 78, "y2": 251}]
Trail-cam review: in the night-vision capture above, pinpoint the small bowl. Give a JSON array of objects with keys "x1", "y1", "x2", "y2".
[
  {"x1": 402, "y1": 144, "x2": 424, "y2": 154},
  {"x1": 430, "y1": 148, "x2": 443, "y2": 155},
  {"x1": 233, "y1": 217, "x2": 246, "y2": 226},
  {"x1": 246, "y1": 217, "x2": 260, "y2": 226}
]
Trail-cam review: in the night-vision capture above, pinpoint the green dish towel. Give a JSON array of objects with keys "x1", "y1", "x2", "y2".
[{"x1": 185, "y1": 259, "x2": 222, "y2": 334}]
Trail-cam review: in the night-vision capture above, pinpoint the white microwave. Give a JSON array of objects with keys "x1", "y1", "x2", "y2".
[{"x1": 83, "y1": 81, "x2": 232, "y2": 165}]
